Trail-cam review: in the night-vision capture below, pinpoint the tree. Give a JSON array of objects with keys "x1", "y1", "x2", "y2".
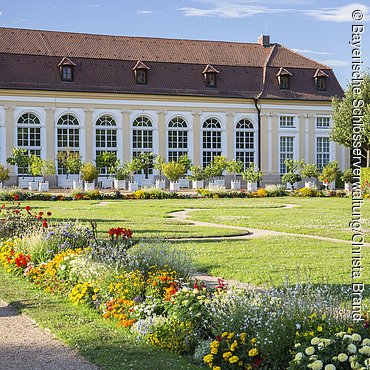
[
  {"x1": 136, "y1": 152, "x2": 154, "y2": 179},
  {"x1": 241, "y1": 162, "x2": 263, "y2": 183},
  {"x1": 281, "y1": 159, "x2": 304, "y2": 189},
  {"x1": 153, "y1": 155, "x2": 166, "y2": 180},
  {"x1": 301, "y1": 163, "x2": 319, "y2": 181},
  {"x1": 57, "y1": 151, "x2": 83, "y2": 179},
  {"x1": 188, "y1": 165, "x2": 207, "y2": 181},
  {"x1": 206, "y1": 156, "x2": 228, "y2": 179},
  {"x1": 7, "y1": 148, "x2": 30, "y2": 178},
  {"x1": 177, "y1": 154, "x2": 192, "y2": 173},
  {"x1": 319, "y1": 161, "x2": 341, "y2": 188},
  {"x1": 331, "y1": 72, "x2": 370, "y2": 166},
  {"x1": 29, "y1": 155, "x2": 43, "y2": 181},
  {"x1": 96, "y1": 151, "x2": 118, "y2": 178},
  {"x1": 162, "y1": 161, "x2": 186, "y2": 182},
  {"x1": 226, "y1": 159, "x2": 244, "y2": 181}
]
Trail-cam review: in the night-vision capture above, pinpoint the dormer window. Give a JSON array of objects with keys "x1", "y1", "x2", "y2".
[
  {"x1": 313, "y1": 69, "x2": 329, "y2": 91},
  {"x1": 133, "y1": 61, "x2": 150, "y2": 85},
  {"x1": 276, "y1": 67, "x2": 292, "y2": 90},
  {"x1": 203, "y1": 64, "x2": 219, "y2": 88},
  {"x1": 58, "y1": 57, "x2": 76, "y2": 82}
]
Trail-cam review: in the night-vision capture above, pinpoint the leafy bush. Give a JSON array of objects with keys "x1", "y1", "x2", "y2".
[
  {"x1": 361, "y1": 167, "x2": 370, "y2": 187},
  {"x1": 297, "y1": 187, "x2": 317, "y2": 197},
  {"x1": 0, "y1": 164, "x2": 10, "y2": 182},
  {"x1": 81, "y1": 163, "x2": 99, "y2": 182},
  {"x1": 242, "y1": 162, "x2": 263, "y2": 183},
  {"x1": 265, "y1": 184, "x2": 287, "y2": 197},
  {"x1": 256, "y1": 188, "x2": 268, "y2": 197}
]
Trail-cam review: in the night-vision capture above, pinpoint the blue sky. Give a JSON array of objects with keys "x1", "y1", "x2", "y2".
[{"x1": 0, "y1": 0, "x2": 369, "y2": 88}]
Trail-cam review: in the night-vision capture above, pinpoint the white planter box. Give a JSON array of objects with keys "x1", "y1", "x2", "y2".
[
  {"x1": 38, "y1": 181, "x2": 49, "y2": 192},
  {"x1": 84, "y1": 182, "x2": 95, "y2": 191},
  {"x1": 58, "y1": 178, "x2": 73, "y2": 189},
  {"x1": 286, "y1": 182, "x2": 298, "y2": 190},
  {"x1": 305, "y1": 181, "x2": 316, "y2": 189},
  {"x1": 214, "y1": 179, "x2": 225, "y2": 187},
  {"x1": 170, "y1": 181, "x2": 180, "y2": 192},
  {"x1": 247, "y1": 182, "x2": 258, "y2": 192},
  {"x1": 73, "y1": 181, "x2": 83, "y2": 190},
  {"x1": 141, "y1": 178, "x2": 153, "y2": 188},
  {"x1": 128, "y1": 182, "x2": 138, "y2": 192},
  {"x1": 28, "y1": 181, "x2": 39, "y2": 191},
  {"x1": 99, "y1": 178, "x2": 113, "y2": 189},
  {"x1": 114, "y1": 179, "x2": 126, "y2": 190},
  {"x1": 155, "y1": 179, "x2": 166, "y2": 190},
  {"x1": 231, "y1": 180, "x2": 241, "y2": 190},
  {"x1": 179, "y1": 178, "x2": 190, "y2": 188},
  {"x1": 345, "y1": 182, "x2": 352, "y2": 191},
  {"x1": 324, "y1": 181, "x2": 335, "y2": 190},
  {"x1": 19, "y1": 177, "x2": 42, "y2": 189},
  {"x1": 192, "y1": 180, "x2": 204, "y2": 189}
]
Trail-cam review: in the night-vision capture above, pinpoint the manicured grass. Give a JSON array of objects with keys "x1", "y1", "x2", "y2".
[
  {"x1": 0, "y1": 269, "x2": 201, "y2": 370},
  {"x1": 176, "y1": 236, "x2": 370, "y2": 287}
]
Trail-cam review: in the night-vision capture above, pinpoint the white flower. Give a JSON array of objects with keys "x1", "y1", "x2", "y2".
[
  {"x1": 359, "y1": 345, "x2": 370, "y2": 355},
  {"x1": 362, "y1": 338, "x2": 370, "y2": 346},
  {"x1": 294, "y1": 352, "x2": 303, "y2": 362},
  {"x1": 351, "y1": 333, "x2": 361, "y2": 342},
  {"x1": 344, "y1": 334, "x2": 353, "y2": 342},
  {"x1": 295, "y1": 343, "x2": 301, "y2": 348},
  {"x1": 347, "y1": 343, "x2": 357, "y2": 354},
  {"x1": 311, "y1": 337, "x2": 320, "y2": 345},
  {"x1": 305, "y1": 346, "x2": 315, "y2": 356},
  {"x1": 365, "y1": 358, "x2": 370, "y2": 366},
  {"x1": 308, "y1": 360, "x2": 323, "y2": 370},
  {"x1": 324, "y1": 365, "x2": 336, "y2": 370},
  {"x1": 338, "y1": 353, "x2": 348, "y2": 362}
]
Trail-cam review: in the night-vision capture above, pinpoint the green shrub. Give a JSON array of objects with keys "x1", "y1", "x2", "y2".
[
  {"x1": 265, "y1": 184, "x2": 287, "y2": 197},
  {"x1": 298, "y1": 187, "x2": 317, "y2": 197},
  {"x1": 361, "y1": 167, "x2": 370, "y2": 187}
]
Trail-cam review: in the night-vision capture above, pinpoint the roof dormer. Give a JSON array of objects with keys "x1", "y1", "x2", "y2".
[
  {"x1": 313, "y1": 69, "x2": 329, "y2": 91},
  {"x1": 58, "y1": 57, "x2": 76, "y2": 82},
  {"x1": 133, "y1": 61, "x2": 150, "y2": 85},
  {"x1": 203, "y1": 64, "x2": 219, "y2": 88},
  {"x1": 276, "y1": 67, "x2": 292, "y2": 90}
]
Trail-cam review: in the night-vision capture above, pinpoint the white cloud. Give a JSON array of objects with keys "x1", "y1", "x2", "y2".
[
  {"x1": 179, "y1": 4, "x2": 293, "y2": 18},
  {"x1": 0, "y1": 11, "x2": 2, "y2": 16},
  {"x1": 292, "y1": 48, "x2": 332, "y2": 56},
  {"x1": 319, "y1": 59, "x2": 350, "y2": 67},
  {"x1": 137, "y1": 10, "x2": 163, "y2": 15},
  {"x1": 305, "y1": 3, "x2": 369, "y2": 22},
  {"x1": 81, "y1": 4, "x2": 101, "y2": 7}
]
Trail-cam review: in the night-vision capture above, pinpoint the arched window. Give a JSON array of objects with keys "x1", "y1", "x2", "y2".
[
  {"x1": 168, "y1": 117, "x2": 188, "y2": 162},
  {"x1": 57, "y1": 114, "x2": 80, "y2": 174},
  {"x1": 17, "y1": 113, "x2": 41, "y2": 175},
  {"x1": 235, "y1": 119, "x2": 255, "y2": 168},
  {"x1": 95, "y1": 115, "x2": 117, "y2": 175},
  {"x1": 202, "y1": 118, "x2": 222, "y2": 167},
  {"x1": 132, "y1": 116, "x2": 153, "y2": 174}
]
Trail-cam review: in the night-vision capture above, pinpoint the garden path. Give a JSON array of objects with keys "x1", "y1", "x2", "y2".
[
  {"x1": 0, "y1": 300, "x2": 100, "y2": 370},
  {"x1": 167, "y1": 206, "x2": 370, "y2": 247}
]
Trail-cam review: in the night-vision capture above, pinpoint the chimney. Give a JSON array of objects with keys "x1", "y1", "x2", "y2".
[{"x1": 258, "y1": 34, "x2": 270, "y2": 47}]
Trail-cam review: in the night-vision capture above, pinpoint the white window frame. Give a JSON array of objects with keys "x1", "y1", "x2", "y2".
[
  {"x1": 235, "y1": 118, "x2": 256, "y2": 169},
  {"x1": 167, "y1": 116, "x2": 189, "y2": 162},
  {"x1": 316, "y1": 115, "x2": 331, "y2": 130},
  {"x1": 201, "y1": 117, "x2": 223, "y2": 168},
  {"x1": 279, "y1": 115, "x2": 296, "y2": 128},
  {"x1": 279, "y1": 135, "x2": 297, "y2": 174}
]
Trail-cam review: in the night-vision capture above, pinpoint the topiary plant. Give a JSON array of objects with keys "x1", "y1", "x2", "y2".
[
  {"x1": 226, "y1": 159, "x2": 244, "y2": 181},
  {"x1": 81, "y1": 163, "x2": 99, "y2": 183},
  {"x1": 6, "y1": 148, "x2": 30, "y2": 178},
  {"x1": 301, "y1": 163, "x2": 319, "y2": 181},
  {"x1": 242, "y1": 162, "x2": 263, "y2": 183},
  {"x1": 162, "y1": 161, "x2": 186, "y2": 182}
]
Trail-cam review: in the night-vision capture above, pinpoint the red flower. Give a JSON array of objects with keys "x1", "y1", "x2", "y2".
[
  {"x1": 14, "y1": 194, "x2": 19, "y2": 200},
  {"x1": 216, "y1": 335, "x2": 222, "y2": 342},
  {"x1": 42, "y1": 218, "x2": 48, "y2": 228},
  {"x1": 1, "y1": 204, "x2": 5, "y2": 209},
  {"x1": 38, "y1": 212, "x2": 44, "y2": 216},
  {"x1": 25, "y1": 205, "x2": 31, "y2": 211},
  {"x1": 47, "y1": 211, "x2": 52, "y2": 216},
  {"x1": 13, "y1": 209, "x2": 20, "y2": 214},
  {"x1": 14, "y1": 253, "x2": 30, "y2": 268}
]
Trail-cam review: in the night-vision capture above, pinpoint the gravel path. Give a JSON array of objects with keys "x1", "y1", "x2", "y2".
[{"x1": 0, "y1": 300, "x2": 100, "y2": 370}]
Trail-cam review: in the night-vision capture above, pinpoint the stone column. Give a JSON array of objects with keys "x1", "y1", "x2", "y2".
[
  {"x1": 226, "y1": 112, "x2": 234, "y2": 160},
  {"x1": 45, "y1": 106, "x2": 56, "y2": 161},
  {"x1": 270, "y1": 113, "x2": 279, "y2": 175},
  {"x1": 157, "y1": 110, "x2": 166, "y2": 157},
  {"x1": 266, "y1": 113, "x2": 272, "y2": 174},
  {"x1": 4, "y1": 106, "x2": 15, "y2": 175},
  {"x1": 192, "y1": 112, "x2": 201, "y2": 165},
  {"x1": 121, "y1": 110, "x2": 131, "y2": 163},
  {"x1": 84, "y1": 108, "x2": 94, "y2": 162},
  {"x1": 298, "y1": 114, "x2": 305, "y2": 161}
]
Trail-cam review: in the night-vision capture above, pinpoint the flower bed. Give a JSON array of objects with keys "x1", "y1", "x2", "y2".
[{"x1": 0, "y1": 199, "x2": 369, "y2": 369}]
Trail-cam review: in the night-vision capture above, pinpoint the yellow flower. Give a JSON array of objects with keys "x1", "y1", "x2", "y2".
[
  {"x1": 210, "y1": 348, "x2": 218, "y2": 355},
  {"x1": 250, "y1": 337, "x2": 257, "y2": 345},
  {"x1": 248, "y1": 348, "x2": 258, "y2": 357},
  {"x1": 229, "y1": 356, "x2": 239, "y2": 364},
  {"x1": 227, "y1": 332, "x2": 235, "y2": 339},
  {"x1": 222, "y1": 352, "x2": 232, "y2": 361},
  {"x1": 212, "y1": 367, "x2": 221, "y2": 370},
  {"x1": 222, "y1": 332, "x2": 228, "y2": 338},
  {"x1": 204, "y1": 354, "x2": 214, "y2": 364},
  {"x1": 317, "y1": 325, "x2": 323, "y2": 332}
]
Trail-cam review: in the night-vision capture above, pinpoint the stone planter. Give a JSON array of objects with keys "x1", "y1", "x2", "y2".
[
  {"x1": 305, "y1": 181, "x2": 316, "y2": 189},
  {"x1": 58, "y1": 178, "x2": 73, "y2": 189},
  {"x1": 99, "y1": 178, "x2": 113, "y2": 189},
  {"x1": 73, "y1": 180, "x2": 83, "y2": 190},
  {"x1": 84, "y1": 182, "x2": 95, "y2": 191},
  {"x1": 128, "y1": 182, "x2": 138, "y2": 192},
  {"x1": 192, "y1": 180, "x2": 204, "y2": 189},
  {"x1": 141, "y1": 178, "x2": 153, "y2": 188},
  {"x1": 155, "y1": 179, "x2": 166, "y2": 190},
  {"x1": 214, "y1": 179, "x2": 225, "y2": 188},
  {"x1": 247, "y1": 182, "x2": 258, "y2": 192},
  {"x1": 38, "y1": 181, "x2": 49, "y2": 192},
  {"x1": 231, "y1": 180, "x2": 241, "y2": 190},
  {"x1": 28, "y1": 181, "x2": 39, "y2": 191},
  {"x1": 345, "y1": 182, "x2": 352, "y2": 191},
  {"x1": 170, "y1": 181, "x2": 180, "y2": 192},
  {"x1": 286, "y1": 182, "x2": 298, "y2": 190},
  {"x1": 179, "y1": 178, "x2": 190, "y2": 188},
  {"x1": 114, "y1": 179, "x2": 126, "y2": 190}
]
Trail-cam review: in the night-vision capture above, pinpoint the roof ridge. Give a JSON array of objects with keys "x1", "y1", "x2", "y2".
[{"x1": 258, "y1": 44, "x2": 277, "y2": 99}]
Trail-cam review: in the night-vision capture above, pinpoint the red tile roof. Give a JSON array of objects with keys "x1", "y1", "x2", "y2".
[{"x1": 0, "y1": 27, "x2": 343, "y2": 101}]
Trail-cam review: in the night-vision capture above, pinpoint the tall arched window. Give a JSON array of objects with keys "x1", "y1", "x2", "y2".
[
  {"x1": 202, "y1": 118, "x2": 222, "y2": 167},
  {"x1": 57, "y1": 114, "x2": 80, "y2": 174},
  {"x1": 132, "y1": 116, "x2": 153, "y2": 174},
  {"x1": 168, "y1": 117, "x2": 188, "y2": 161},
  {"x1": 235, "y1": 119, "x2": 255, "y2": 168},
  {"x1": 95, "y1": 115, "x2": 117, "y2": 175},
  {"x1": 17, "y1": 113, "x2": 41, "y2": 175}
]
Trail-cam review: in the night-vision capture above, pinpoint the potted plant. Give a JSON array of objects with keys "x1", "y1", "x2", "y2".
[
  {"x1": 319, "y1": 161, "x2": 341, "y2": 190},
  {"x1": 341, "y1": 168, "x2": 353, "y2": 191},
  {"x1": 137, "y1": 152, "x2": 154, "y2": 187},
  {"x1": 162, "y1": 161, "x2": 186, "y2": 192},
  {"x1": 207, "y1": 155, "x2": 228, "y2": 189},
  {"x1": 242, "y1": 162, "x2": 263, "y2": 192},
  {"x1": 128, "y1": 158, "x2": 142, "y2": 192},
  {"x1": 57, "y1": 151, "x2": 83, "y2": 189},
  {"x1": 114, "y1": 163, "x2": 130, "y2": 190},
  {"x1": 188, "y1": 165, "x2": 206, "y2": 189},
  {"x1": 0, "y1": 164, "x2": 9, "y2": 189},
  {"x1": 28, "y1": 155, "x2": 43, "y2": 190},
  {"x1": 81, "y1": 162, "x2": 99, "y2": 191},
  {"x1": 226, "y1": 159, "x2": 244, "y2": 190},
  {"x1": 281, "y1": 159, "x2": 304, "y2": 190},
  {"x1": 301, "y1": 163, "x2": 319, "y2": 189},
  {"x1": 177, "y1": 154, "x2": 192, "y2": 188},
  {"x1": 38, "y1": 159, "x2": 56, "y2": 192},
  {"x1": 96, "y1": 151, "x2": 117, "y2": 188},
  {"x1": 154, "y1": 155, "x2": 166, "y2": 190},
  {"x1": 7, "y1": 148, "x2": 31, "y2": 188}
]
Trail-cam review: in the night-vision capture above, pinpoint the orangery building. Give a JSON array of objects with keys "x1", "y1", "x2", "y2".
[{"x1": 0, "y1": 27, "x2": 348, "y2": 185}]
